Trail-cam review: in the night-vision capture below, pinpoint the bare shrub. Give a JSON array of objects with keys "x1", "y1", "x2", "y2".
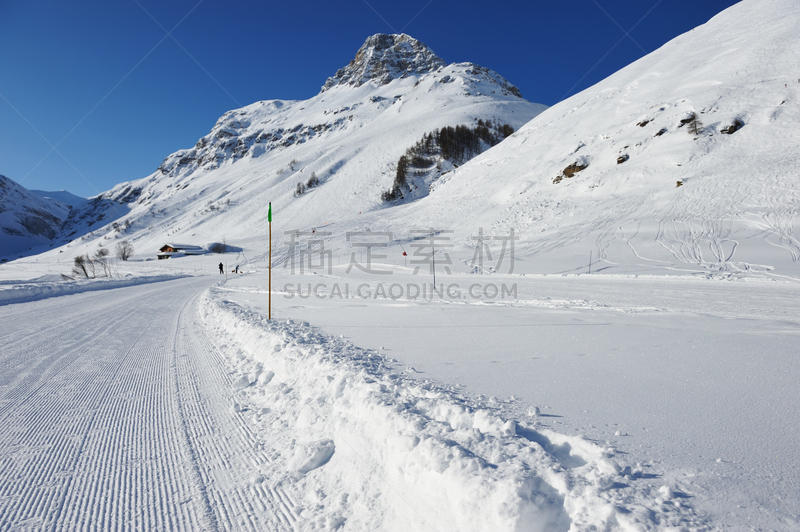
[
  {"x1": 116, "y1": 240, "x2": 134, "y2": 261},
  {"x1": 688, "y1": 117, "x2": 703, "y2": 136},
  {"x1": 72, "y1": 255, "x2": 90, "y2": 278},
  {"x1": 94, "y1": 248, "x2": 111, "y2": 277},
  {"x1": 679, "y1": 113, "x2": 703, "y2": 136}
]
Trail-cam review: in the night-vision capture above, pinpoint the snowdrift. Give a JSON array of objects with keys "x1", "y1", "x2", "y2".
[{"x1": 200, "y1": 288, "x2": 708, "y2": 530}]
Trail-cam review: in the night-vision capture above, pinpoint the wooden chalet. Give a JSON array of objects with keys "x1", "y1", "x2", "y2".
[{"x1": 157, "y1": 243, "x2": 205, "y2": 259}]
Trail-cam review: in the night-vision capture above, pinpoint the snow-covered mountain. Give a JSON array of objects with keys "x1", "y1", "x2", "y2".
[
  {"x1": 21, "y1": 0, "x2": 800, "y2": 280},
  {"x1": 41, "y1": 33, "x2": 543, "y2": 261},
  {"x1": 0, "y1": 175, "x2": 73, "y2": 260}
]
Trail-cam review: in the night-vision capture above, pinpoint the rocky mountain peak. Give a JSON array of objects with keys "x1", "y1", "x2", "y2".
[{"x1": 321, "y1": 33, "x2": 446, "y2": 92}]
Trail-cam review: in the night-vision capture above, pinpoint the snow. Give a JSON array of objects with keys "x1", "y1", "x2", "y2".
[
  {"x1": 216, "y1": 263, "x2": 800, "y2": 530},
  {"x1": 0, "y1": 277, "x2": 279, "y2": 530},
  {"x1": 1, "y1": 35, "x2": 544, "y2": 266},
  {"x1": 200, "y1": 282, "x2": 709, "y2": 530},
  {"x1": 3, "y1": 253, "x2": 797, "y2": 529},
  {"x1": 0, "y1": 273, "x2": 188, "y2": 305},
  {"x1": 28, "y1": 189, "x2": 87, "y2": 208},
  {"x1": 391, "y1": 0, "x2": 800, "y2": 278},
  {"x1": 2, "y1": 0, "x2": 800, "y2": 529}
]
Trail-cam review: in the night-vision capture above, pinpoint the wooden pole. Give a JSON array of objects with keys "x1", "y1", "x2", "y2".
[{"x1": 268, "y1": 202, "x2": 272, "y2": 320}]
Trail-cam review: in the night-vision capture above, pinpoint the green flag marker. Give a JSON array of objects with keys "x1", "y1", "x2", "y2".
[{"x1": 268, "y1": 202, "x2": 272, "y2": 222}]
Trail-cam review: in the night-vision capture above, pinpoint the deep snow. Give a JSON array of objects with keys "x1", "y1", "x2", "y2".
[{"x1": 220, "y1": 265, "x2": 800, "y2": 529}]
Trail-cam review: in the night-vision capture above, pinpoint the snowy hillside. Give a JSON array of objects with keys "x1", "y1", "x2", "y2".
[
  {"x1": 374, "y1": 0, "x2": 800, "y2": 278},
  {"x1": 0, "y1": 175, "x2": 72, "y2": 260},
  {"x1": 40, "y1": 33, "x2": 544, "y2": 262}
]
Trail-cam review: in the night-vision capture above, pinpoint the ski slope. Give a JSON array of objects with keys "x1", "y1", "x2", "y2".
[
  {"x1": 384, "y1": 0, "x2": 800, "y2": 278},
  {"x1": 0, "y1": 277, "x2": 303, "y2": 530}
]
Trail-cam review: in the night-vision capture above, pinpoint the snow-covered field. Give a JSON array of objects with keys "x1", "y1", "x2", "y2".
[
  {"x1": 221, "y1": 262, "x2": 800, "y2": 530},
  {"x1": 1, "y1": 254, "x2": 798, "y2": 530}
]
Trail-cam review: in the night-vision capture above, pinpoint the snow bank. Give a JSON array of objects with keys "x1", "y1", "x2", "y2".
[
  {"x1": 0, "y1": 274, "x2": 190, "y2": 306},
  {"x1": 200, "y1": 287, "x2": 709, "y2": 531}
]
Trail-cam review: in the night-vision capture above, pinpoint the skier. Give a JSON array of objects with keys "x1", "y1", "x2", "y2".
[
  {"x1": 234, "y1": 264, "x2": 240, "y2": 274},
  {"x1": 218, "y1": 262, "x2": 224, "y2": 274}
]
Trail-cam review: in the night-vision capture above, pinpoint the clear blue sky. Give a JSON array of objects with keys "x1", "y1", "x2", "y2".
[{"x1": 0, "y1": 0, "x2": 740, "y2": 198}]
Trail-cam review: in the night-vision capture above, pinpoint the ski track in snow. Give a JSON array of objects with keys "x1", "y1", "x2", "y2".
[{"x1": 0, "y1": 278, "x2": 296, "y2": 531}]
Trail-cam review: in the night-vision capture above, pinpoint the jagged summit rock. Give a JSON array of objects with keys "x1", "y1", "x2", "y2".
[{"x1": 321, "y1": 34, "x2": 446, "y2": 92}]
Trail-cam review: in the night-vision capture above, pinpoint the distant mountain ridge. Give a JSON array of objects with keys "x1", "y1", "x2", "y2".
[
  {"x1": 8, "y1": 1, "x2": 800, "y2": 280},
  {"x1": 29, "y1": 190, "x2": 86, "y2": 208},
  {"x1": 0, "y1": 175, "x2": 71, "y2": 259}
]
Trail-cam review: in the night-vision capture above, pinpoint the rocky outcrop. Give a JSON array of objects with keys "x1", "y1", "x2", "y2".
[
  {"x1": 321, "y1": 34, "x2": 446, "y2": 92},
  {"x1": 156, "y1": 114, "x2": 354, "y2": 178},
  {"x1": 460, "y1": 64, "x2": 523, "y2": 98}
]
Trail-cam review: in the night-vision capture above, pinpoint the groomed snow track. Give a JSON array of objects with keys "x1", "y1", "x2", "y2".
[
  {"x1": 0, "y1": 277, "x2": 296, "y2": 531},
  {"x1": 0, "y1": 276, "x2": 713, "y2": 531}
]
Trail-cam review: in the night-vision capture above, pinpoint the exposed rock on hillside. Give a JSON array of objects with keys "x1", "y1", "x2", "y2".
[{"x1": 321, "y1": 34, "x2": 446, "y2": 92}]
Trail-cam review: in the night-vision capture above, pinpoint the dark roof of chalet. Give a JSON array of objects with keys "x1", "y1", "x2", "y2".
[{"x1": 162, "y1": 243, "x2": 204, "y2": 250}]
